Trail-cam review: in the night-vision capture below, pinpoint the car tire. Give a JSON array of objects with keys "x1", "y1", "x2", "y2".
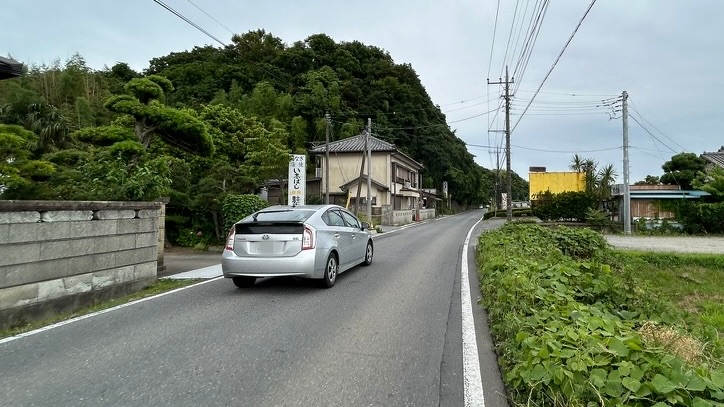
[
  {"x1": 320, "y1": 253, "x2": 338, "y2": 288},
  {"x1": 362, "y1": 240, "x2": 373, "y2": 266},
  {"x1": 232, "y1": 276, "x2": 256, "y2": 288}
]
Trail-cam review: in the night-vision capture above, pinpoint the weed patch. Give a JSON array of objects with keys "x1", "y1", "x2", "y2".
[{"x1": 477, "y1": 223, "x2": 724, "y2": 406}]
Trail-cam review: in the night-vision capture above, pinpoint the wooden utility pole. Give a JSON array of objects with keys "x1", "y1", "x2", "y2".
[
  {"x1": 325, "y1": 112, "x2": 331, "y2": 204},
  {"x1": 488, "y1": 66, "x2": 514, "y2": 220}
]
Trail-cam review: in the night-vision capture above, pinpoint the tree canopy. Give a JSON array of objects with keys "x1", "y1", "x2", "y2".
[{"x1": 0, "y1": 31, "x2": 530, "y2": 243}]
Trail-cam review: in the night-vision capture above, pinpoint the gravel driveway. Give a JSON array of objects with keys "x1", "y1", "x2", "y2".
[{"x1": 605, "y1": 235, "x2": 724, "y2": 254}]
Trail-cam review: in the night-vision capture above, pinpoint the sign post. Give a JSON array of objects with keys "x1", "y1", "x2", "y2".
[{"x1": 288, "y1": 154, "x2": 306, "y2": 206}]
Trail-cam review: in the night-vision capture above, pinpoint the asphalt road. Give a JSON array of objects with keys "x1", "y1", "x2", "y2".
[{"x1": 1, "y1": 211, "x2": 507, "y2": 407}]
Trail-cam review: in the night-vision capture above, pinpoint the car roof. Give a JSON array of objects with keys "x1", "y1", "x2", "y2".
[{"x1": 260, "y1": 204, "x2": 343, "y2": 211}]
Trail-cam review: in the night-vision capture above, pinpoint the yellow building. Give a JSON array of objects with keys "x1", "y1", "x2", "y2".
[{"x1": 529, "y1": 171, "x2": 585, "y2": 200}]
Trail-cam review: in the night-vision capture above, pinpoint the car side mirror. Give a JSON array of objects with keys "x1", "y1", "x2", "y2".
[{"x1": 361, "y1": 222, "x2": 369, "y2": 230}]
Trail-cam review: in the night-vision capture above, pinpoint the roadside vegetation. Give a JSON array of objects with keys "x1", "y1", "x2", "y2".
[
  {"x1": 476, "y1": 223, "x2": 724, "y2": 406},
  {"x1": 0, "y1": 278, "x2": 199, "y2": 340}
]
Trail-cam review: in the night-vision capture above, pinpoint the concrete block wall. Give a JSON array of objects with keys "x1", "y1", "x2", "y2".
[{"x1": 0, "y1": 200, "x2": 163, "y2": 330}]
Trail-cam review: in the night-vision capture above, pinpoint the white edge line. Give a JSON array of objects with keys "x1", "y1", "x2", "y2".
[
  {"x1": 462, "y1": 216, "x2": 486, "y2": 407},
  {"x1": 0, "y1": 276, "x2": 224, "y2": 346}
]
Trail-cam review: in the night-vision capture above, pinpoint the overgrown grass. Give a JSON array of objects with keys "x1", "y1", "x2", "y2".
[
  {"x1": 0, "y1": 278, "x2": 200, "y2": 340},
  {"x1": 477, "y1": 223, "x2": 724, "y2": 407},
  {"x1": 618, "y1": 251, "x2": 724, "y2": 357}
]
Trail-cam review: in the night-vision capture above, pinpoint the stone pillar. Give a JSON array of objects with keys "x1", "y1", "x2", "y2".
[{"x1": 156, "y1": 197, "x2": 169, "y2": 274}]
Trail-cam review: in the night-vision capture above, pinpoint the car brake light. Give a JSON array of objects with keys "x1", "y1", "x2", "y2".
[
  {"x1": 225, "y1": 227, "x2": 235, "y2": 251},
  {"x1": 302, "y1": 226, "x2": 315, "y2": 250}
]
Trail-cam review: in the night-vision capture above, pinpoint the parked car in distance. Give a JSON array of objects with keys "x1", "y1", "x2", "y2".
[{"x1": 222, "y1": 205, "x2": 374, "y2": 288}]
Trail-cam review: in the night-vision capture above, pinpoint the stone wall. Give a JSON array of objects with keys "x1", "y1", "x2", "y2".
[{"x1": 0, "y1": 200, "x2": 163, "y2": 330}]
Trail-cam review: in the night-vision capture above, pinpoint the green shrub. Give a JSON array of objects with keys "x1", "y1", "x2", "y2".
[
  {"x1": 476, "y1": 224, "x2": 724, "y2": 406},
  {"x1": 532, "y1": 191, "x2": 597, "y2": 222},
  {"x1": 221, "y1": 194, "x2": 268, "y2": 232}
]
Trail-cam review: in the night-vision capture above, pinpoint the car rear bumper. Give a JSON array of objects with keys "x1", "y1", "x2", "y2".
[{"x1": 221, "y1": 249, "x2": 319, "y2": 279}]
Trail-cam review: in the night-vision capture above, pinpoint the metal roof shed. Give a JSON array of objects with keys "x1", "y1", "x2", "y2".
[{"x1": 0, "y1": 56, "x2": 23, "y2": 80}]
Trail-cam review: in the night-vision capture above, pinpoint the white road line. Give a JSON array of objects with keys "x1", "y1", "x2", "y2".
[
  {"x1": 0, "y1": 277, "x2": 224, "y2": 346},
  {"x1": 462, "y1": 217, "x2": 485, "y2": 407}
]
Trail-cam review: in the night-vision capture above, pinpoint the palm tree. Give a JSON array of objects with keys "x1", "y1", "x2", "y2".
[
  {"x1": 596, "y1": 164, "x2": 618, "y2": 201},
  {"x1": 569, "y1": 154, "x2": 583, "y2": 172},
  {"x1": 581, "y1": 158, "x2": 598, "y2": 193}
]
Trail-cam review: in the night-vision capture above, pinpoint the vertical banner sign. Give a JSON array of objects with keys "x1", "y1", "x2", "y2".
[{"x1": 288, "y1": 154, "x2": 306, "y2": 206}]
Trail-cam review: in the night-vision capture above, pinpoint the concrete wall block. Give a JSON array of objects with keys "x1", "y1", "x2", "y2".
[
  {"x1": 69, "y1": 220, "x2": 117, "y2": 238},
  {"x1": 41, "y1": 210, "x2": 93, "y2": 222},
  {"x1": 94, "y1": 234, "x2": 136, "y2": 254},
  {"x1": 40, "y1": 240, "x2": 74, "y2": 261},
  {"x1": 69, "y1": 237, "x2": 99, "y2": 257},
  {"x1": 115, "y1": 247, "x2": 155, "y2": 267},
  {"x1": 95, "y1": 210, "x2": 136, "y2": 220},
  {"x1": 134, "y1": 262, "x2": 157, "y2": 280},
  {"x1": 64, "y1": 274, "x2": 93, "y2": 295},
  {"x1": 7, "y1": 223, "x2": 39, "y2": 244},
  {"x1": 38, "y1": 279, "x2": 66, "y2": 301},
  {"x1": 0, "y1": 211, "x2": 41, "y2": 224},
  {"x1": 136, "y1": 209, "x2": 159, "y2": 219},
  {"x1": 92, "y1": 269, "x2": 119, "y2": 289},
  {"x1": 36, "y1": 222, "x2": 72, "y2": 242},
  {"x1": 0, "y1": 243, "x2": 40, "y2": 267},
  {"x1": 117, "y1": 219, "x2": 140, "y2": 234},
  {"x1": 117, "y1": 265, "x2": 135, "y2": 283},
  {"x1": 0, "y1": 224, "x2": 8, "y2": 244},
  {"x1": 92, "y1": 252, "x2": 117, "y2": 271},
  {"x1": 0, "y1": 284, "x2": 38, "y2": 310},
  {"x1": 135, "y1": 232, "x2": 158, "y2": 248},
  {"x1": 0, "y1": 255, "x2": 96, "y2": 289}
]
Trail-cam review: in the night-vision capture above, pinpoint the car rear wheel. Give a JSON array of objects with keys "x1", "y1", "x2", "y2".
[
  {"x1": 320, "y1": 253, "x2": 338, "y2": 288},
  {"x1": 362, "y1": 240, "x2": 373, "y2": 266},
  {"x1": 232, "y1": 276, "x2": 256, "y2": 288}
]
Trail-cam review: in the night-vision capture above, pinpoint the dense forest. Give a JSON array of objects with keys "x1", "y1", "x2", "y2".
[{"x1": 0, "y1": 30, "x2": 528, "y2": 242}]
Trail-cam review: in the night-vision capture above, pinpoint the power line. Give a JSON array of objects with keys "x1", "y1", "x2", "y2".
[
  {"x1": 466, "y1": 142, "x2": 620, "y2": 153},
  {"x1": 629, "y1": 115, "x2": 677, "y2": 154},
  {"x1": 487, "y1": 0, "x2": 502, "y2": 79},
  {"x1": 628, "y1": 99, "x2": 688, "y2": 152},
  {"x1": 151, "y1": 0, "x2": 227, "y2": 47},
  {"x1": 150, "y1": 0, "x2": 291, "y2": 87},
  {"x1": 511, "y1": 0, "x2": 598, "y2": 134},
  {"x1": 184, "y1": 0, "x2": 236, "y2": 35}
]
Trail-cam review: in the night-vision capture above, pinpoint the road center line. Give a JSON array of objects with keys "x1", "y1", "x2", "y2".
[{"x1": 461, "y1": 217, "x2": 485, "y2": 406}]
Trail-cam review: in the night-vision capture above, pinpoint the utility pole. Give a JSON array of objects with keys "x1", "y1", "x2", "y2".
[
  {"x1": 354, "y1": 133, "x2": 366, "y2": 216},
  {"x1": 622, "y1": 91, "x2": 631, "y2": 234},
  {"x1": 325, "y1": 112, "x2": 331, "y2": 204},
  {"x1": 366, "y1": 118, "x2": 372, "y2": 225},
  {"x1": 488, "y1": 66, "x2": 514, "y2": 221}
]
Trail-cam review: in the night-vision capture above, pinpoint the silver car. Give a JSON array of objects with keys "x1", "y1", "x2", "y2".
[{"x1": 222, "y1": 205, "x2": 374, "y2": 288}]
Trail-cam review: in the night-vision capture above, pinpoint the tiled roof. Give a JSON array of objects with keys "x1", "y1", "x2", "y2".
[
  {"x1": 309, "y1": 133, "x2": 397, "y2": 154},
  {"x1": 701, "y1": 146, "x2": 724, "y2": 168}
]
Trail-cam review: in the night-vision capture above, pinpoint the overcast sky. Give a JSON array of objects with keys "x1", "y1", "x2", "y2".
[{"x1": 3, "y1": 0, "x2": 722, "y2": 184}]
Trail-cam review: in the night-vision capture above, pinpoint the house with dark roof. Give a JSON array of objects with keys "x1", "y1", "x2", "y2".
[
  {"x1": 701, "y1": 146, "x2": 724, "y2": 169},
  {"x1": 0, "y1": 56, "x2": 23, "y2": 81},
  {"x1": 309, "y1": 132, "x2": 433, "y2": 224}
]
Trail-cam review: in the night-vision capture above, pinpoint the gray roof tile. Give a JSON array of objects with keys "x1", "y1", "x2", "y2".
[
  {"x1": 701, "y1": 146, "x2": 724, "y2": 168},
  {"x1": 309, "y1": 133, "x2": 397, "y2": 154}
]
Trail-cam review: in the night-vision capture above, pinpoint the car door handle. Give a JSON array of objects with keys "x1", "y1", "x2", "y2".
[
  {"x1": 334, "y1": 233, "x2": 340, "y2": 239},
  {"x1": 351, "y1": 233, "x2": 356, "y2": 239}
]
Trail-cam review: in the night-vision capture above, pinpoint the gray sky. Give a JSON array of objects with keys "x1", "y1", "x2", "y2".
[{"x1": 3, "y1": 0, "x2": 722, "y2": 184}]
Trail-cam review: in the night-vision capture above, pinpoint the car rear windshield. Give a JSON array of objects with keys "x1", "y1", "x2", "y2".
[{"x1": 249, "y1": 209, "x2": 316, "y2": 222}]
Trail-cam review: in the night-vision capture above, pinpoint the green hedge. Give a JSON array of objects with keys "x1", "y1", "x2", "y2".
[
  {"x1": 221, "y1": 194, "x2": 268, "y2": 232},
  {"x1": 532, "y1": 191, "x2": 597, "y2": 222},
  {"x1": 483, "y1": 208, "x2": 532, "y2": 220},
  {"x1": 476, "y1": 223, "x2": 724, "y2": 406}
]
